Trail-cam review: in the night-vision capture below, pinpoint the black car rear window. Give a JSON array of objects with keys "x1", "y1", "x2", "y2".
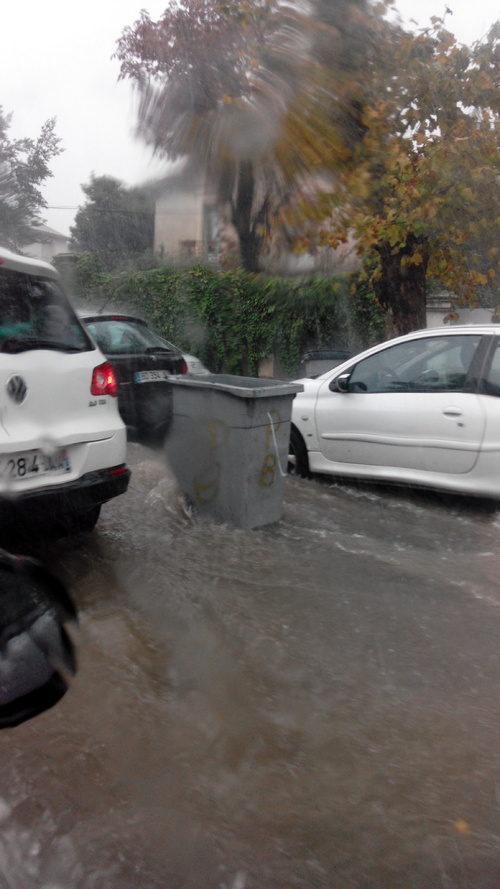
[
  {"x1": 86, "y1": 318, "x2": 180, "y2": 356},
  {"x1": 0, "y1": 268, "x2": 91, "y2": 353}
]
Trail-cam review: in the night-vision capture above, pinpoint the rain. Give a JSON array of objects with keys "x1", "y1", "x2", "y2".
[
  {"x1": 0, "y1": 0, "x2": 499, "y2": 886},
  {"x1": 1, "y1": 445, "x2": 500, "y2": 886}
]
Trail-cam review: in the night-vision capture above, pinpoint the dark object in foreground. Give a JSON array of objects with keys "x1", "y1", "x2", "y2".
[{"x1": 0, "y1": 549, "x2": 77, "y2": 728}]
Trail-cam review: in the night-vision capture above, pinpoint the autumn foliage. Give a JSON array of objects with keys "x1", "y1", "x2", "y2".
[
  {"x1": 116, "y1": 1, "x2": 499, "y2": 333},
  {"x1": 307, "y1": 12, "x2": 500, "y2": 334}
]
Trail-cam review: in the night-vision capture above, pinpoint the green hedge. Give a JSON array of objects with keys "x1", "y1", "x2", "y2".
[{"x1": 74, "y1": 257, "x2": 384, "y2": 377}]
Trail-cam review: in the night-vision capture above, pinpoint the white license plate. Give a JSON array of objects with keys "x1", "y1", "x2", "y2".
[
  {"x1": 134, "y1": 370, "x2": 171, "y2": 383},
  {"x1": 0, "y1": 449, "x2": 71, "y2": 482}
]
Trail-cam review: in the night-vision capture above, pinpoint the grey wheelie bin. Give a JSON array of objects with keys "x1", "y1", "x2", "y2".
[{"x1": 164, "y1": 374, "x2": 304, "y2": 529}]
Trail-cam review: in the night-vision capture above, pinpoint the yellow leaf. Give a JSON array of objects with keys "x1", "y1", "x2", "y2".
[{"x1": 471, "y1": 271, "x2": 488, "y2": 285}]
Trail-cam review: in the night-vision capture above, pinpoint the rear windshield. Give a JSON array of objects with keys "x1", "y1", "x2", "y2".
[
  {"x1": 85, "y1": 318, "x2": 180, "y2": 356},
  {"x1": 0, "y1": 268, "x2": 92, "y2": 353}
]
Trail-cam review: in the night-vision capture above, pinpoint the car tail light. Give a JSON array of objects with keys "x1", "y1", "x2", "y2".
[
  {"x1": 109, "y1": 464, "x2": 128, "y2": 476},
  {"x1": 91, "y1": 362, "x2": 118, "y2": 397},
  {"x1": 181, "y1": 359, "x2": 188, "y2": 375}
]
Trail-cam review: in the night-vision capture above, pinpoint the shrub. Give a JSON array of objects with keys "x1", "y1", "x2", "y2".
[{"x1": 75, "y1": 256, "x2": 384, "y2": 376}]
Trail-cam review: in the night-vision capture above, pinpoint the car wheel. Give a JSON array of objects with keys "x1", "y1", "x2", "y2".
[
  {"x1": 56, "y1": 504, "x2": 102, "y2": 536},
  {"x1": 73, "y1": 504, "x2": 102, "y2": 533},
  {"x1": 288, "y1": 427, "x2": 310, "y2": 478}
]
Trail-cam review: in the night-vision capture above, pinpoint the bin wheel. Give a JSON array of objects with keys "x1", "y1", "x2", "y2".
[{"x1": 288, "y1": 427, "x2": 310, "y2": 478}]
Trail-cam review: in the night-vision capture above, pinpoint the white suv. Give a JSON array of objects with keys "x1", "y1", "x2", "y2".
[{"x1": 0, "y1": 246, "x2": 130, "y2": 533}]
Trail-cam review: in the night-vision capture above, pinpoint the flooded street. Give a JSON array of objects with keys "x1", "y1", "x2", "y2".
[{"x1": 1, "y1": 443, "x2": 499, "y2": 888}]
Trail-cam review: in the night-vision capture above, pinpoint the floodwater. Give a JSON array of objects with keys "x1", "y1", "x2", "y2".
[{"x1": 0, "y1": 443, "x2": 499, "y2": 888}]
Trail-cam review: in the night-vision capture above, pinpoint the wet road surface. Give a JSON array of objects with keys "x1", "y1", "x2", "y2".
[{"x1": 0, "y1": 443, "x2": 499, "y2": 888}]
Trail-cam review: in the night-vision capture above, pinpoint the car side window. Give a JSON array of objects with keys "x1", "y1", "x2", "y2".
[
  {"x1": 347, "y1": 334, "x2": 482, "y2": 393},
  {"x1": 481, "y1": 340, "x2": 500, "y2": 397}
]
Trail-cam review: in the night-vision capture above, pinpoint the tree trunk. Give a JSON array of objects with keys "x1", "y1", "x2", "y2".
[
  {"x1": 231, "y1": 160, "x2": 262, "y2": 273},
  {"x1": 375, "y1": 235, "x2": 428, "y2": 337},
  {"x1": 238, "y1": 232, "x2": 262, "y2": 273}
]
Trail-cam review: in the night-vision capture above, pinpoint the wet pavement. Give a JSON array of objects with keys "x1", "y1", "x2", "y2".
[{"x1": 0, "y1": 443, "x2": 499, "y2": 888}]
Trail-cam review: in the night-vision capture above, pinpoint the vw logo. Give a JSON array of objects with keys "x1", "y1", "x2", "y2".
[{"x1": 6, "y1": 375, "x2": 28, "y2": 404}]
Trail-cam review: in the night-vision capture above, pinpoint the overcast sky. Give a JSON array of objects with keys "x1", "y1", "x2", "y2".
[{"x1": 1, "y1": 0, "x2": 498, "y2": 238}]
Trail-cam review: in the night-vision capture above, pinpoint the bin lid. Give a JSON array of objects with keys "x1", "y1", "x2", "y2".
[{"x1": 168, "y1": 373, "x2": 304, "y2": 398}]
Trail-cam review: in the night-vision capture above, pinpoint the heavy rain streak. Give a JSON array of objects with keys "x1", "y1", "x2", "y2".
[{"x1": 0, "y1": 0, "x2": 499, "y2": 886}]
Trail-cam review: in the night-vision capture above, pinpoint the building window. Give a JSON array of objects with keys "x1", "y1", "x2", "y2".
[
  {"x1": 179, "y1": 240, "x2": 196, "y2": 258},
  {"x1": 202, "y1": 205, "x2": 218, "y2": 254}
]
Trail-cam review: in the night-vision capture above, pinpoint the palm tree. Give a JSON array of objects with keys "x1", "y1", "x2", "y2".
[{"x1": 115, "y1": 0, "x2": 371, "y2": 271}]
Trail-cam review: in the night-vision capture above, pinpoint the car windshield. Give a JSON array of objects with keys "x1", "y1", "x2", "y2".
[
  {"x1": 85, "y1": 318, "x2": 179, "y2": 355},
  {"x1": 0, "y1": 268, "x2": 91, "y2": 353}
]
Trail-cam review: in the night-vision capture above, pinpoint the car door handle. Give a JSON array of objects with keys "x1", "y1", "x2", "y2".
[{"x1": 443, "y1": 406, "x2": 462, "y2": 417}]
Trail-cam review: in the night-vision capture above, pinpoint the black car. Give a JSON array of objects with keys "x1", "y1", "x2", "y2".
[{"x1": 80, "y1": 314, "x2": 187, "y2": 446}]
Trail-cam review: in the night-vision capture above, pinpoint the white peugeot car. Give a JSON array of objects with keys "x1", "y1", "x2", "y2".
[
  {"x1": 0, "y1": 246, "x2": 130, "y2": 532},
  {"x1": 290, "y1": 325, "x2": 500, "y2": 500}
]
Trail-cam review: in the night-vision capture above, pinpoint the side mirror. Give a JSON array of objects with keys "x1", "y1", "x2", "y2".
[
  {"x1": 0, "y1": 550, "x2": 77, "y2": 728},
  {"x1": 330, "y1": 372, "x2": 351, "y2": 393}
]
